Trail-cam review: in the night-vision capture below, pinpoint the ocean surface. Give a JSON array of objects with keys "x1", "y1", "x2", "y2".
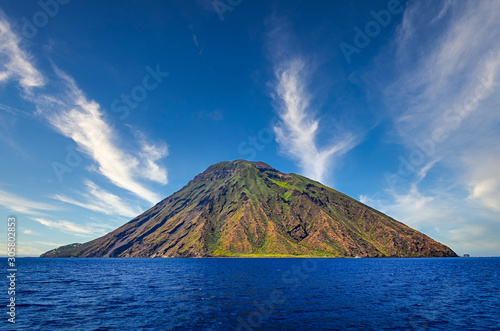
[{"x1": 1, "y1": 257, "x2": 499, "y2": 330}]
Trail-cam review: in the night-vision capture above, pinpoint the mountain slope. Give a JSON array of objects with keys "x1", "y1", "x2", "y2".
[{"x1": 41, "y1": 160, "x2": 457, "y2": 258}]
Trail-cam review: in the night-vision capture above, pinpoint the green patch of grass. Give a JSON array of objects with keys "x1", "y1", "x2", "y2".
[
  {"x1": 269, "y1": 178, "x2": 304, "y2": 193},
  {"x1": 243, "y1": 188, "x2": 257, "y2": 201},
  {"x1": 282, "y1": 191, "x2": 292, "y2": 201},
  {"x1": 179, "y1": 233, "x2": 201, "y2": 252},
  {"x1": 211, "y1": 250, "x2": 340, "y2": 257},
  {"x1": 154, "y1": 234, "x2": 167, "y2": 243},
  {"x1": 281, "y1": 203, "x2": 289, "y2": 215},
  {"x1": 270, "y1": 178, "x2": 291, "y2": 189}
]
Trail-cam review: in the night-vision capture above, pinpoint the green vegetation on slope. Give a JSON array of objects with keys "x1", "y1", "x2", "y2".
[{"x1": 41, "y1": 160, "x2": 458, "y2": 258}]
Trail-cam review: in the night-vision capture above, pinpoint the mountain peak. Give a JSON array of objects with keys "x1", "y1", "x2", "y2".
[
  {"x1": 41, "y1": 160, "x2": 457, "y2": 258},
  {"x1": 187, "y1": 160, "x2": 279, "y2": 185},
  {"x1": 211, "y1": 160, "x2": 277, "y2": 171}
]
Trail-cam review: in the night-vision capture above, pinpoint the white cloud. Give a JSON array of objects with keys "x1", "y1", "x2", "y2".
[
  {"x1": 361, "y1": 177, "x2": 500, "y2": 256},
  {"x1": 385, "y1": 0, "x2": 500, "y2": 172},
  {"x1": 134, "y1": 130, "x2": 168, "y2": 184},
  {"x1": 0, "y1": 188, "x2": 56, "y2": 215},
  {"x1": 357, "y1": 184, "x2": 496, "y2": 255},
  {"x1": 469, "y1": 180, "x2": 500, "y2": 212},
  {"x1": 32, "y1": 68, "x2": 167, "y2": 204},
  {"x1": 0, "y1": 103, "x2": 25, "y2": 115},
  {"x1": 0, "y1": 13, "x2": 168, "y2": 206},
  {"x1": 448, "y1": 224, "x2": 500, "y2": 255},
  {"x1": 32, "y1": 217, "x2": 110, "y2": 237},
  {"x1": 464, "y1": 154, "x2": 500, "y2": 212},
  {"x1": 33, "y1": 241, "x2": 67, "y2": 246},
  {"x1": 361, "y1": 185, "x2": 449, "y2": 229},
  {"x1": 0, "y1": 11, "x2": 45, "y2": 90},
  {"x1": 23, "y1": 229, "x2": 39, "y2": 235},
  {"x1": 33, "y1": 217, "x2": 94, "y2": 235},
  {"x1": 54, "y1": 179, "x2": 142, "y2": 218},
  {"x1": 366, "y1": 1, "x2": 500, "y2": 255},
  {"x1": 272, "y1": 59, "x2": 356, "y2": 183},
  {"x1": 0, "y1": 243, "x2": 37, "y2": 257},
  {"x1": 14, "y1": 244, "x2": 44, "y2": 256}
]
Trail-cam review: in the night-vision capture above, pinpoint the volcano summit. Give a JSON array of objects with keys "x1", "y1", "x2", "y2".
[{"x1": 42, "y1": 160, "x2": 457, "y2": 258}]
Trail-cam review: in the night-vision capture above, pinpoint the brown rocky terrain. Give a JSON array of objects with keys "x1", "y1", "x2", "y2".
[{"x1": 41, "y1": 160, "x2": 457, "y2": 258}]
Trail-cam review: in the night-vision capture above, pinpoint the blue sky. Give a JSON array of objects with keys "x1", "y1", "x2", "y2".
[{"x1": 0, "y1": 0, "x2": 499, "y2": 256}]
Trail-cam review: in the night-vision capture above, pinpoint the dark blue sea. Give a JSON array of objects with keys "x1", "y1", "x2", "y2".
[{"x1": 2, "y1": 257, "x2": 499, "y2": 330}]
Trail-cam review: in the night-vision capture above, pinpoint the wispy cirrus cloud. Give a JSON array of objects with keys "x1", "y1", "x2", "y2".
[
  {"x1": 33, "y1": 68, "x2": 168, "y2": 204},
  {"x1": 385, "y1": 0, "x2": 500, "y2": 173},
  {"x1": 265, "y1": 17, "x2": 358, "y2": 183},
  {"x1": 463, "y1": 153, "x2": 500, "y2": 212},
  {"x1": 384, "y1": 0, "x2": 500, "y2": 210},
  {"x1": 360, "y1": 185, "x2": 450, "y2": 230},
  {"x1": 362, "y1": 0, "x2": 500, "y2": 255},
  {"x1": 0, "y1": 13, "x2": 168, "y2": 206},
  {"x1": 33, "y1": 217, "x2": 94, "y2": 236},
  {"x1": 134, "y1": 129, "x2": 168, "y2": 185},
  {"x1": 360, "y1": 185, "x2": 500, "y2": 255},
  {"x1": 0, "y1": 10, "x2": 45, "y2": 90},
  {"x1": 54, "y1": 179, "x2": 142, "y2": 218},
  {"x1": 272, "y1": 59, "x2": 356, "y2": 183},
  {"x1": 32, "y1": 217, "x2": 112, "y2": 237},
  {"x1": 0, "y1": 188, "x2": 57, "y2": 215},
  {"x1": 33, "y1": 241, "x2": 68, "y2": 247}
]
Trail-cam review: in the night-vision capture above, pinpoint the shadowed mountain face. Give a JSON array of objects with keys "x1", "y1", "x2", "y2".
[{"x1": 41, "y1": 160, "x2": 457, "y2": 258}]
